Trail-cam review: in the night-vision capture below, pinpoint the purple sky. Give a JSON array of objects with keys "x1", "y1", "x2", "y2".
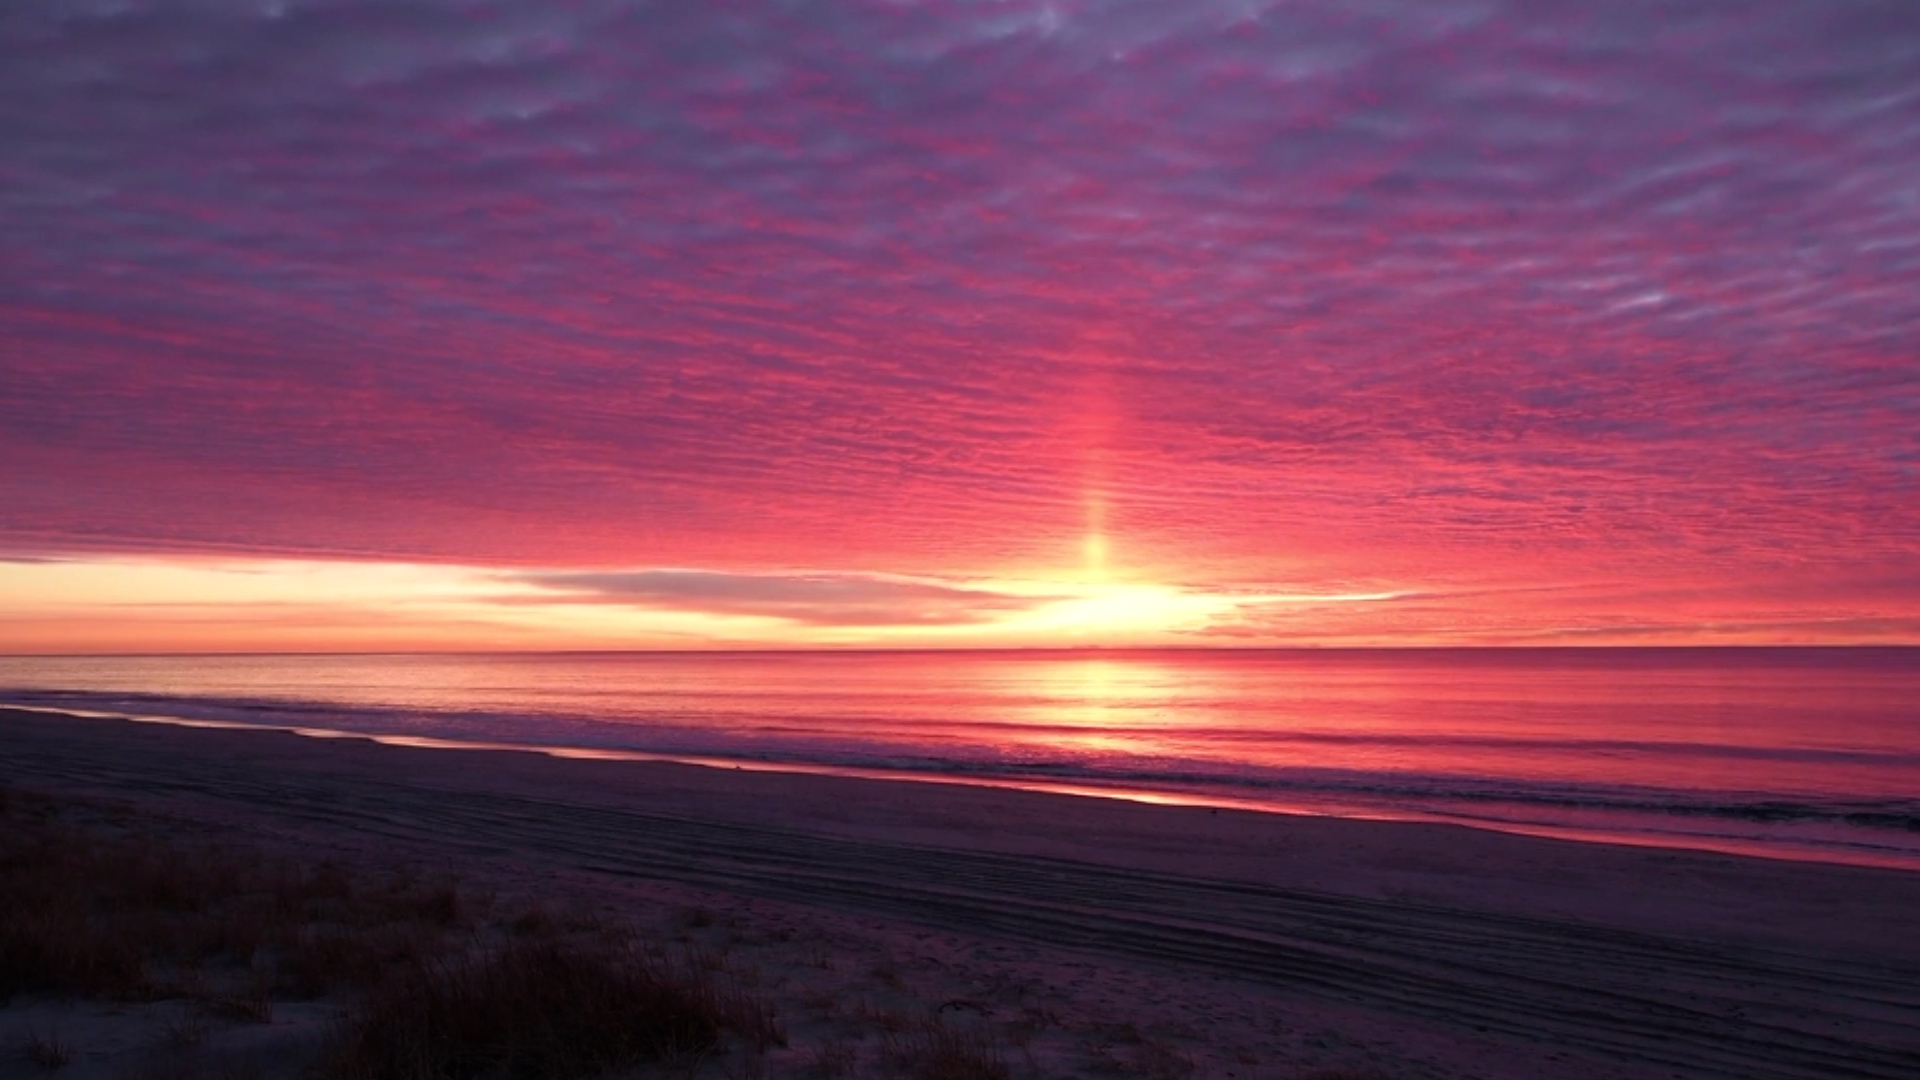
[{"x1": 3, "y1": 1, "x2": 1918, "y2": 648}]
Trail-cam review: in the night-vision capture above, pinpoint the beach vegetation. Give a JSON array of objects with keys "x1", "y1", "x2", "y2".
[
  {"x1": 21, "y1": 1023, "x2": 72, "y2": 1070},
  {"x1": 324, "y1": 935, "x2": 780, "y2": 1080},
  {"x1": 0, "y1": 783, "x2": 780, "y2": 1079},
  {"x1": 801, "y1": 1037, "x2": 858, "y2": 1077},
  {"x1": 0, "y1": 786, "x2": 472, "y2": 1005},
  {"x1": 881, "y1": 1021, "x2": 1012, "y2": 1080}
]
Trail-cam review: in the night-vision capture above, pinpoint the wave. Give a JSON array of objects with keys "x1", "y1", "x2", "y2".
[
  {"x1": 731, "y1": 751, "x2": 1920, "y2": 834},
  {"x1": 6, "y1": 689, "x2": 1919, "y2": 841}
]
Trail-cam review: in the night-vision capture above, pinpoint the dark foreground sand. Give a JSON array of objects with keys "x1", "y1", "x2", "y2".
[{"x1": 4, "y1": 706, "x2": 1919, "y2": 1079}]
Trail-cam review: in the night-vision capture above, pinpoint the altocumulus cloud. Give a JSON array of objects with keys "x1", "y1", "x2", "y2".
[{"x1": 1, "y1": 0, "x2": 1917, "y2": 642}]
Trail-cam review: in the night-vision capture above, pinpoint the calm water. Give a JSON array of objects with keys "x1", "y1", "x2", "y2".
[{"x1": 2, "y1": 648, "x2": 1917, "y2": 869}]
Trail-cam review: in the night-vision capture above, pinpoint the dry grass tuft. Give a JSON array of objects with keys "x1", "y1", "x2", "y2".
[
  {"x1": 0, "y1": 784, "x2": 783, "y2": 1080},
  {"x1": 325, "y1": 937, "x2": 771, "y2": 1080},
  {"x1": 883, "y1": 1022, "x2": 1012, "y2": 1080},
  {"x1": 0, "y1": 786, "x2": 475, "y2": 1005},
  {"x1": 162, "y1": 1005, "x2": 212, "y2": 1049},
  {"x1": 22, "y1": 1024, "x2": 72, "y2": 1070},
  {"x1": 195, "y1": 977, "x2": 275, "y2": 1024},
  {"x1": 802, "y1": 1038, "x2": 858, "y2": 1078}
]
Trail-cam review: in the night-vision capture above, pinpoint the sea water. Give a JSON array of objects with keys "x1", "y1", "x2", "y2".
[{"x1": 2, "y1": 648, "x2": 1916, "y2": 869}]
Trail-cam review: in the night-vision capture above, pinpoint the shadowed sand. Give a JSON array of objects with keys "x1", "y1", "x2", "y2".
[{"x1": 4, "y1": 707, "x2": 1919, "y2": 1080}]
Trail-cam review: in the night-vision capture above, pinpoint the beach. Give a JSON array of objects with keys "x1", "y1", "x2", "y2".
[
  {"x1": 9, "y1": 3, "x2": 1919, "y2": 1077},
  {"x1": 4, "y1": 706, "x2": 1918, "y2": 1079}
]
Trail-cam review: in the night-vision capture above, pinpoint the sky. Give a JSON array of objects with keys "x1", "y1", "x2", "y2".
[{"x1": 2, "y1": 0, "x2": 1918, "y2": 652}]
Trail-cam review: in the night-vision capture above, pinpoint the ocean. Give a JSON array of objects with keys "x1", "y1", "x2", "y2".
[{"x1": 2, "y1": 647, "x2": 1916, "y2": 870}]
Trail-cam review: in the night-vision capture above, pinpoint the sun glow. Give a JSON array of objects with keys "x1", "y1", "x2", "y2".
[
  {"x1": 0, "y1": 552, "x2": 1417, "y2": 653},
  {"x1": 1082, "y1": 533, "x2": 1109, "y2": 578},
  {"x1": 1012, "y1": 583, "x2": 1229, "y2": 640}
]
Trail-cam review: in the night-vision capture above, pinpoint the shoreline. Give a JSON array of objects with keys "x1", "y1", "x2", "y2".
[
  {"x1": 4, "y1": 700, "x2": 1915, "y2": 875},
  {"x1": 5, "y1": 705, "x2": 1920, "y2": 1078}
]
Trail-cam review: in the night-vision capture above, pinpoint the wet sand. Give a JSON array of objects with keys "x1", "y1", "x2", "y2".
[{"x1": 4, "y1": 706, "x2": 1918, "y2": 1079}]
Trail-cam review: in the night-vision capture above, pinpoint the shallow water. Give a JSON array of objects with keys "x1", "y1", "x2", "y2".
[{"x1": 3, "y1": 648, "x2": 1917, "y2": 869}]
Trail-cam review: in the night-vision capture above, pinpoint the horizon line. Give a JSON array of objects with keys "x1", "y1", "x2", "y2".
[{"x1": 5, "y1": 642, "x2": 1918, "y2": 660}]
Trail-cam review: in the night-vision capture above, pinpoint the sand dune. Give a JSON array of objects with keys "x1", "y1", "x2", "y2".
[{"x1": 4, "y1": 707, "x2": 1918, "y2": 1079}]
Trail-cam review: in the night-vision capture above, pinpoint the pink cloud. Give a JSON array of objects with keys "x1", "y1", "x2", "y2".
[{"x1": 1, "y1": 0, "x2": 1916, "y2": 642}]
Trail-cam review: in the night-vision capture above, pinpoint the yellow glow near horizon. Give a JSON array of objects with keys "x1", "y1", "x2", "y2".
[
  {"x1": 0, "y1": 556, "x2": 497, "y2": 609},
  {"x1": 0, "y1": 556, "x2": 810, "y2": 652},
  {"x1": 1013, "y1": 583, "x2": 1230, "y2": 639},
  {"x1": 0, "y1": 553, "x2": 1418, "y2": 653}
]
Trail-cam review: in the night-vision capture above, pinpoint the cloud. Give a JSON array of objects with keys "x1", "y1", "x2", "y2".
[
  {"x1": 0, "y1": 0, "x2": 1916, "y2": 641},
  {"x1": 515, "y1": 569, "x2": 1060, "y2": 627}
]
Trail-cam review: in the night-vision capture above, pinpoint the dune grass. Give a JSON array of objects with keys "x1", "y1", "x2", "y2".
[
  {"x1": 0, "y1": 784, "x2": 465, "y2": 1006},
  {"x1": 326, "y1": 936, "x2": 779, "y2": 1080},
  {"x1": 0, "y1": 783, "x2": 779, "y2": 1078},
  {"x1": 881, "y1": 1023, "x2": 1013, "y2": 1080}
]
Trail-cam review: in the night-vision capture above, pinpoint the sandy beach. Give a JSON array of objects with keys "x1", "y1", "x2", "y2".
[{"x1": 4, "y1": 706, "x2": 1919, "y2": 1080}]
